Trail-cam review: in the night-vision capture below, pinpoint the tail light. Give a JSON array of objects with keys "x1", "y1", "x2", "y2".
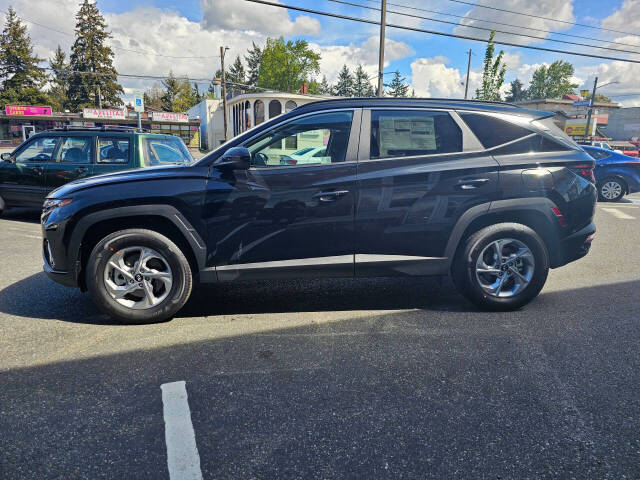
[
  {"x1": 284, "y1": 159, "x2": 298, "y2": 165},
  {"x1": 570, "y1": 162, "x2": 595, "y2": 183},
  {"x1": 551, "y1": 206, "x2": 568, "y2": 227}
]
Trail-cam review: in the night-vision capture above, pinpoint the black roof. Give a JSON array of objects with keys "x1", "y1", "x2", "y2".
[{"x1": 294, "y1": 97, "x2": 547, "y2": 118}]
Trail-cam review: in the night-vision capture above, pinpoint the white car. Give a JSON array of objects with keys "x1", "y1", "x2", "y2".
[{"x1": 280, "y1": 147, "x2": 331, "y2": 165}]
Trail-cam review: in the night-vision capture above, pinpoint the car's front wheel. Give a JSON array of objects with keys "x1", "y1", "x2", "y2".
[
  {"x1": 598, "y1": 177, "x2": 626, "y2": 202},
  {"x1": 86, "y1": 229, "x2": 193, "y2": 324},
  {"x1": 452, "y1": 223, "x2": 549, "y2": 311}
]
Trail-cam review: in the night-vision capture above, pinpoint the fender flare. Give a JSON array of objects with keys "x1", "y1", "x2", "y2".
[
  {"x1": 0, "y1": 194, "x2": 5, "y2": 212},
  {"x1": 444, "y1": 197, "x2": 559, "y2": 267},
  {"x1": 69, "y1": 205, "x2": 207, "y2": 271}
]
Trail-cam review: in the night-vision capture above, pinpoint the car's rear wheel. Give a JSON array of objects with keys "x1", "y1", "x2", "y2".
[
  {"x1": 598, "y1": 177, "x2": 626, "y2": 202},
  {"x1": 86, "y1": 229, "x2": 192, "y2": 324},
  {"x1": 452, "y1": 223, "x2": 549, "y2": 311}
]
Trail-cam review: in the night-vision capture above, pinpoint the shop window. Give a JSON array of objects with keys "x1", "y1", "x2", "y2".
[
  {"x1": 268, "y1": 100, "x2": 282, "y2": 119},
  {"x1": 254, "y1": 100, "x2": 265, "y2": 125}
]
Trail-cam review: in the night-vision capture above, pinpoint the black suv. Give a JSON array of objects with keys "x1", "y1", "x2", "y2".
[
  {"x1": 41, "y1": 99, "x2": 597, "y2": 324},
  {"x1": 0, "y1": 127, "x2": 192, "y2": 215}
]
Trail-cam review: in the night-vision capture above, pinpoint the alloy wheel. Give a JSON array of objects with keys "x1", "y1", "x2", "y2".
[
  {"x1": 601, "y1": 181, "x2": 622, "y2": 200},
  {"x1": 103, "y1": 246, "x2": 173, "y2": 309},
  {"x1": 475, "y1": 238, "x2": 535, "y2": 298}
]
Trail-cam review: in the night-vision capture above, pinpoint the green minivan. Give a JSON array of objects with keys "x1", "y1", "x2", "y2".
[{"x1": 0, "y1": 127, "x2": 193, "y2": 215}]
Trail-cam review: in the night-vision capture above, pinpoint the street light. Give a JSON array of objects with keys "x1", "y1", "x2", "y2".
[{"x1": 585, "y1": 79, "x2": 619, "y2": 140}]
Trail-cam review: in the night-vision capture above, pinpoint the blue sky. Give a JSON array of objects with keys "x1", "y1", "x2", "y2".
[{"x1": 2, "y1": 0, "x2": 640, "y2": 104}]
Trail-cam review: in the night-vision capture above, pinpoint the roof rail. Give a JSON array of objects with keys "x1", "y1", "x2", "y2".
[
  {"x1": 297, "y1": 96, "x2": 524, "y2": 109},
  {"x1": 47, "y1": 126, "x2": 149, "y2": 133}
]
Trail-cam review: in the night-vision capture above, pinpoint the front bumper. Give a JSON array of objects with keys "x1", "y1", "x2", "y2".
[
  {"x1": 556, "y1": 221, "x2": 596, "y2": 267},
  {"x1": 43, "y1": 247, "x2": 77, "y2": 287}
]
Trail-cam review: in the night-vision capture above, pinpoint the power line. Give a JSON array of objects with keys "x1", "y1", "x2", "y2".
[
  {"x1": 328, "y1": 0, "x2": 640, "y2": 56},
  {"x1": 0, "y1": 8, "x2": 220, "y2": 60},
  {"x1": 355, "y1": 0, "x2": 640, "y2": 50},
  {"x1": 440, "y1": 0, "x2": 640, "y2": 39},
  {"x1": 245, "y1": 0, "x2": 640, "y2": 65}
]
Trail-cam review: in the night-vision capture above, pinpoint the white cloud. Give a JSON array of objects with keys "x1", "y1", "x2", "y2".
[
  {"x1": 410, "y1": 57, "x2": 480, "y2": 98},
  {"x1": 200, "y1": 0, "x2": 320, "y2": 36},
  {"x1": 453, "y1": 0, "x2": 575, "y2": 45},
  {"x1": 602, "y1": 0, "x2": 640, "y2": 33},
  {"x1": 313, "y1": 36, "x2": 413, "y2": 84}
]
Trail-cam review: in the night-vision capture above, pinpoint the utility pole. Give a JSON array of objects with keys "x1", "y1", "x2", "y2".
[
  {"x1": 97, "y1": 84, "x2": 102, "y2": 109},
  {"x1": 220, "y1": 46, "x2": 229, "y2": 142},
  {"x1": 464, "y1": 49, "x2": 472, "y2": 99},
  {"x1": 377, "y1": 0, "x2": 387, "y2": 97},
  {"x1": 585, "y1": 76, "x2": 598, "y2": 140}
]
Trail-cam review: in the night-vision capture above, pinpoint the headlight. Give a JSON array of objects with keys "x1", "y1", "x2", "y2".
[{"x1": 42, "y1": 198, "x2": 73, "y2": 213}]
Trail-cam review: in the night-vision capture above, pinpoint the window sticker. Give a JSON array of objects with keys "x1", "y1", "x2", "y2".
[{"x1": 379, "y1": 116, "x2": 436, "y2": 155}]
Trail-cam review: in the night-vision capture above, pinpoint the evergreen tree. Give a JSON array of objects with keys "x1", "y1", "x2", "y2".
[
  {"x1": 48, "y1": 45, "x2": 70, "y2": 111},
  {"x1": 474, "y1": 31, "x2": 506, "y2": 101},
  {"x1": 68, "y1": 0, "x2": 123, "y2": 109},
  {"x1": 161, "y1": 71, "x2": 181, "y2": 111},
  {"x1": 505, "y1": 78, "x2": 526, "y2": 102},
  {"x1": 245, "y1": 42, "x2": 262, "y2": 88},
  {"x1": 318, "y1": 75, "x2": 331, "y2": 95},
  {"x1": 0, "y1": 7, "x2": 48, "y2": 105},
  {"x1": 384, "y1": 71, "x2": 410, "y2": 97},
  {"x1": 172, "y1": 78, "x2": 198, "y2": 112},
  {"x1": 192, "y1": 82, "x2": 203, "y2": 103},
  {"x1": 227, "y1": 55, "x2": 246, "y2": 86},
  {"x1": 333, "y1": 64, "x2": 354, "y2": 97},
  {"x1": 353, "y1": 64, "x2": 374, "y2": 97},
  {"x1": 526, "y1": 60, "x2": 578, "y2": 99}
]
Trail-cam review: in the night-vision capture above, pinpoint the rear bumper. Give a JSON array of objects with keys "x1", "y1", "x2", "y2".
[{"x1": 555, "y1": 222, "x2": 596, "y2": 267}]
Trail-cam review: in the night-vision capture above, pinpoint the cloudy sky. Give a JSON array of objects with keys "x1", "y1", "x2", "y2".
[{"x1": 1, "y1": 0, "x2": 640, "y2": 105}]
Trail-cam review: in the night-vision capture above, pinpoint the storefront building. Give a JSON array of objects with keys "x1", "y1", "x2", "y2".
[{"x1": 0, "y1": 105, "x2": 200, "y2": 147}]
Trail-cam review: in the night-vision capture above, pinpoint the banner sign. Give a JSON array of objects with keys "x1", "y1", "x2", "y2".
[
  {"x1": 5, "y1": 105, "x2": 52, "y2": 116},
  {"x1": 151, "y1": 112, "x2": 189, "y2": 123},
  {"x1": 83, "y1": 108, "x2": 127, "y2": 120}
]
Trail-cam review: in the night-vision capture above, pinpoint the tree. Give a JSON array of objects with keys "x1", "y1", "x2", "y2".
[
  {"x1": 353, "y1": 64, "x2": 374, "y2": 97},
  {"x1": 143, "y1": 82, "x2": 164, "y2": 110},
  {"x1": 474, "y1": 31, "x2": 506, "y2": 101},
  {"x1": 245, "y1": 42, "x2": 262, "y2": 88},
  {"x1": 584, "y1": 92, "x2": 613, "y2": 103},
  {"x1": 333, "y1": 64, "x2": 354, "y2": 97},
  {"x1": 257, "y1": 37, "x2": 320, "y2": 93},
  {"x1": 318, "y1": 75, "x2": 331, "y2": 95},
  {"x1": 0, "y1": 7, "x2": 48, "y2": 105},
  {"x1": 505, "y1": 78, "x2": 526, "y2": 102},
  {"x1": 173, "y1": 79, "x2": 199, "y2": 112},
  {"x1": 67, "y1": 0, "x2": 123, "y2": 109},
  {"x1": 227, "y1": 55, "x2": 246, "y2": 87},
  {"x1": 526, "y1": 60, "x2": 578, "y2": 99},
  {"x1": 161, "y1": 71, "x2": 181, "y2": 111},
  {"x1": 48, "y1": 45, "x2": 70, "y2": 111},
  {"x1": 384, "y1": 71, "x2": 410, "y2": 97}
]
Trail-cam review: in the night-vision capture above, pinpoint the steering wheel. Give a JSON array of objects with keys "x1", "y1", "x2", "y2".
[{"x1": 253, "y1": 152, "x2": 268, "y2": 166}]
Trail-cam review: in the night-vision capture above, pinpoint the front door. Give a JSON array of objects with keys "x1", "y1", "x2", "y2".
[
  {"x1": 205, "y1": 109, "x2": 360, "y2": 280},
  {"x1": 0, "y1": 135, "x2": 59, "y2": 207},
  {"x1": 355, "y1": 108, "x2": 499, "y2": 276},
  {"x1": 43, "y1": 135, "x2": 95, "y2": 194}
]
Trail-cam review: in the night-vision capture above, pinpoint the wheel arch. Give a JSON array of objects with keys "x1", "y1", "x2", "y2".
[
  {"x1": 445, "y1": 198, "x2": 563, "y2": 270},
  {"x1": 70, "y1": 205, "x2": 206, "y2": 290}
]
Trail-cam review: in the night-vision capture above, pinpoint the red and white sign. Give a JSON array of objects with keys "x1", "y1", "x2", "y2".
[
  {"x1": 83, "y1": 108, "x2": 127, "y2": 120},
  {"x1": 151, "y1": 112, "x2": 189, "y2": 123},
  {"x1": 5, "y1": 105, "x2": 52, "y2": 116}
]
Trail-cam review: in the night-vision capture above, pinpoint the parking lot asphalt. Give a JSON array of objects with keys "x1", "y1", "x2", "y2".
[{"x1": 1, "y1": 196, "x2": 640, "y2": 479}]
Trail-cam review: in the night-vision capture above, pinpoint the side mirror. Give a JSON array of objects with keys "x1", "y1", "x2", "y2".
[
  {"x1": 220, "y1": 147, "x2": 251, "y2": 170},
  {"x1": 0, "y1": 152, "x2": 13, "y2": 162}
]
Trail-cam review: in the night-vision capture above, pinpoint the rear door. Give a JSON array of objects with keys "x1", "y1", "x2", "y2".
[
  {"x1": 354, "y1": 108, "x2": 499, "y2": 276},
  {"x1": 0, "y1": 135, "x2": 59, "y2": 207},
  {"x1": 94, "y1": 135, "x2": 133, "y2": 175},
  {"x1": 43, "y1": 134, "x2": 95, "y2": 194}
]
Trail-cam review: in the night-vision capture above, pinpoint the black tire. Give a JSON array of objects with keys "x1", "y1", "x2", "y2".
[
  {"x1": 597, "y1": 177, "x2": 626, "y2": 202},
  {"x1": 452, "y1": 223, "x2": 549, "y2": 311},
  {"x1": 86, "y1": 228, "x2": 193, "y2": 324}
]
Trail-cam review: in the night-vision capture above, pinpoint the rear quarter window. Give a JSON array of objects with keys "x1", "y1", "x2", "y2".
[
  {"x1": 459, "y1": 112, "x2": 533, "y2": 148},
  {"x1": 142, "y1": 136, "x2": 192, "y2": 166}
]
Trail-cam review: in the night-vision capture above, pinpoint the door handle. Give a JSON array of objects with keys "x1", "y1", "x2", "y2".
[
  {"x1": 312, "y1": 190, "x2": 350, "y2": 202},
  {"x1": 75, "y1": 166, "x2": 88, "y2": 174},
  {"x1": 456, "y1": 178, "x2": 489, "y2": 190},
  {"x1": 31, "y1": 166, "x2": 43, "y2": 176}
]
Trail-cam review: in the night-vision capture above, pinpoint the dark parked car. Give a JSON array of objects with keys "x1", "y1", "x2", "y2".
[
  {"x1": 581, "y1": 145, "x2": 640, "y2": 201},
  {"x1": 41, "y1": 98, "x2": 597, "y2": 323},
  {"x1": 0, "y1": 127, "x2": 192, "y2": 215}
]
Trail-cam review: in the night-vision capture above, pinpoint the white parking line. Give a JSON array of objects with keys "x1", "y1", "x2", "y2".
[
  {"x1": 601, "y1": 208, "x2": 636, "y2": 220},
  {"x1": 161, "y1": 381, "x2": 202, "y2": 480}
]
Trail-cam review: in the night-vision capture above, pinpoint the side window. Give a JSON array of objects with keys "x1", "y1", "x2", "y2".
[
  {"x1": 15, "y1": 137, "x2": 58, "y2": 162},
  {"x1": 491, "y1": 134, "x2": 570, "y2": 156},
  {"x1": 459, "y1": 112, "x2": 533, "y2": 149},
  {"x1": 246, "y1": 111, "x2": 353, "y2": 167},
  {"x1": 370, "y1": 110, "x2": 462, "y2": 159},
  {"x1": 97, "y1": 137, "x2": 130, "y2": 164},
  {"x1": 142, "y1": 137, "x2": 192, "y2": 166},
  {"x1": 56, "y1": 136, "x2": 94, "y2": 164}
]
